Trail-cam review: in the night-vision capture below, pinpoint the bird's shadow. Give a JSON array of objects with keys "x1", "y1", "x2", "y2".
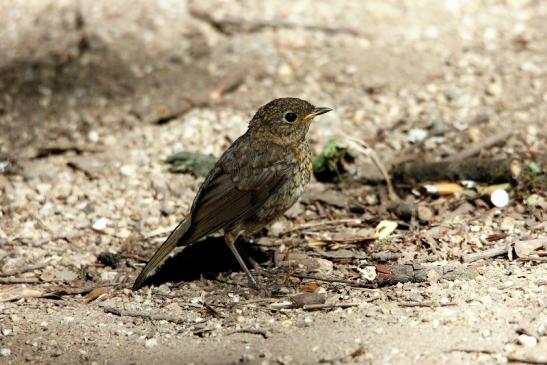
[{"x1": 141, "y1": 236, "x2": 270, "y2": 288}]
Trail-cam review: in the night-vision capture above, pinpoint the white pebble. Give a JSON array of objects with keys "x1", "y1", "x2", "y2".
[
  {"x1": 491, "y1": 189, "x2": 509, "y2": 208},
  {"x1": 120, "y1": 164, "x2": 135, "y2": 176},
  {"x1": 92, "y1": 218, "x2": 109, "y2": 232},
  {"x1": 0, "y1": 348, "x2": 11, "y2": 357},
  {"x1": 88, "y1": 130, "x2": 99, "y2": 143},
  {"x1": 407, "y1": 128, "x2": 428, "y2": 143},
  {"x1": 517, "y1": 334, "x2": 537, "y2": 348}
]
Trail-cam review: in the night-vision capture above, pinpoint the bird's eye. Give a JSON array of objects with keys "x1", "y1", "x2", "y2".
[{"x1": 284, "y1": 112, "x2": 298, "y2": 123}]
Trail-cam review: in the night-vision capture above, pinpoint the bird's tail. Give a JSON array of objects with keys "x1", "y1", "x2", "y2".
[{"x1": 132, "y1": 219, "x2": 191, "y2": 290}]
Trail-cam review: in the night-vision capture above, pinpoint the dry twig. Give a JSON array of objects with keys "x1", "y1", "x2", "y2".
[
  {"x1": 462, "y1": 245, "x2": 510, "y2": 263},
  {"x1": 445, "y1": 129, "x2": 513, "y2": 162},
  {"x1": 227, "y1": 327, "x2": 269, "y2": 338},
  {"x1": 0, "y1": 277, "x2": 42, "y2": 284},
  {"x1": 280, "y1": 218, "x2": 363, "y2": 235},
  {"x1": 189, "y1": 8, "x2": 362, "y2": 36},
  {"x1": 302, "y1": 303, "x2": 359, "y2": 311},
  {"x1": 397, "y1": 301, "x2": 456, "y2": 308},
  {"x1": 291, "y1": 273, "x2": 376, "y2": 288},
  {"x1": 346, "y1": 136, "x2": 400, "y2": 202},
  {"x1": 449, "y1": 348, "x2": 496, "y2": 354}
]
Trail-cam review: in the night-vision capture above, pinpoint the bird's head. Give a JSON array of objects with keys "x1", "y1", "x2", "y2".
[{"x1": 248, "y1": 97, "x2": 332, "y2": 145}]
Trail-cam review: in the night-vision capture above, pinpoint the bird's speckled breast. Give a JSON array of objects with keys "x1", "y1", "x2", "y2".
[{"x1": 243, "y1": 141, "x2": 312, "y2": 232}]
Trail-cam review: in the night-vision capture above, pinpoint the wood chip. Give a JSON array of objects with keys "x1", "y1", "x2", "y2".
[
  {"x1": 83, "y1": 287, "x2": 109, "y2": 303},
  {"x1": 374, "y1": 220, "x2": 398, "y2": 240}
]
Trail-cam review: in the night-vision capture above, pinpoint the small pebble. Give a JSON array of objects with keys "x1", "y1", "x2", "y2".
[
  {"x1": 417, "y1": 205, "x2": 434, "y2": 222},
  {"x1": 145, "y1": 338, "x2": 158, "y2": 348},
  {"x1": 92, "y1": 218, "x2": 109, "y2": 232},
  {"x1": 407, "y1": 128, "x2": 428, "y2": 143},
  {"x1": 517, "y1": 334, "x2": 537, "y2": 347},
  {"x1": 0, "y1": 348, "x2": 11, "y2": 357},
  {"x1": 491, "y1": 189, "x2": 509, "y2": 208}
]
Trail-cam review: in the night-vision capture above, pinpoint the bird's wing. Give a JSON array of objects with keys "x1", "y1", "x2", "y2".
[
  {"x1": 184, "y1": 147, "x2": 291, "y2": 242},
  {"x1": 133, "y1": 140, "x2": 290, "y2": 290}
]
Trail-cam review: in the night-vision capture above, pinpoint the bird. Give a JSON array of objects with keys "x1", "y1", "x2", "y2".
[{"x1": 132, "y1": 97, "x2": 332, "y2": 291}]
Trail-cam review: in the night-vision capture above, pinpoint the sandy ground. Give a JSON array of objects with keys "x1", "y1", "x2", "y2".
[{"x1": 0, "y1": 1, "x2": 546, "y2": 364}]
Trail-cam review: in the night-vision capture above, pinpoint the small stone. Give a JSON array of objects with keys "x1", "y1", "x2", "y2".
[
  {"x1": 284, "y1": 203, "x2": 304, "y2": 218},
  {"x1": 517, "y1": 334, "x2": 537, "y2": 347},
  {"x1": 417, "y1": 205, "x2": 434, "y2": 222},
  {"x1": 357, "y1": 266, "x2": 377, "y2": 281},
  {"x1": 500, "y1": 216, "x2": 515, "y2": 232},
  {"x1": 427, "y1": 269, "x2": 441, "y2": 284},
  {"x1": 526, "y1": 194, "x2": 547, "y2": 209},
  {"x1": 279, "y1": 253, "x2": 333, "y2": 275},
  {"x1": 236, "y1": 315, "x2": 245, "y2": 323},
  {"x1": 281, "y1": 320, "x2": 293, "y2": 328},
  {"x1": 0, "y1": 348, "x2": 10, "y2": 357},
  {"x1": 278, "y1": 63, "x2": 293, "y2": 77},
  {"x1": 491, "y1": 189, "x2": 509, "y2": 208},
  {"x1": 290, "y1": 293, "x2": 326, "y2": 307},
  {"x1": 120, "y1": 164, "x2": 135, "y2": 176},
  {"x1": 88, "y1": 130, "x2": 99, "y2": 143},
  {"x1": 54, "y1": 270, "x2": 78, "y2": 281},
  {"x1": 92, "y1": 218, "x2": 109, "y2": 232},
  {"x1": 268, "y1": 221, "x2": 286, "y2": 236},
  {"x1": 145, "y1": 338, "x2": 158, "y2": 348},
  {"x1": 467, "y1": 126, "x2": 481, "y2": 143},
  {"x1": 161, "y1": 201, "x2": 174, "y2": 216},
  {"x1": 486, "y1": 81, "x2": 502, "y2": 96},
  {"x1": 407, "y1": 128, "x2": 428, "y2": 143}
]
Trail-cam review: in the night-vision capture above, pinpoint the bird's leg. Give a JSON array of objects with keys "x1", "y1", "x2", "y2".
[
  {"x1": 235, "y1": 242, "x2": 266, "y2": 273},
  {"x1": 225, "y1": 231, "x2": 261, "y2": 290}
]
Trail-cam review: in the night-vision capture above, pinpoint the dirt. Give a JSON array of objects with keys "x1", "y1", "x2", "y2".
[{"x1": 0, "y1": 1, "x2": 546, "y2": 364}]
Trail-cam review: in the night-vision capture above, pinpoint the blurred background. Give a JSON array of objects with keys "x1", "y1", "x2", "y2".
[{"x1": 0, "y1": 1, "x2": 546, "y2": 364}]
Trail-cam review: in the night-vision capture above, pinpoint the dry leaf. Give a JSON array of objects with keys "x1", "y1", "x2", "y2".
[
  {"x1": 0, "y1": 285, "x2": 44, "y2": 302},
  {"x1": 288, "y1": 276, "x2": 301, "y2": 284},
  {"x1": 83, "y1": 287, "x2": 109, "y2": 303},
  {"x1": 374, "y1": 220, "x2": 398, "y2": 240},
  {"x1": 300, "y1": 282, "x2": 321, "y2": 293},
  {"x1": 351, "y1": 346, "x2": 367, "y2": 358}
]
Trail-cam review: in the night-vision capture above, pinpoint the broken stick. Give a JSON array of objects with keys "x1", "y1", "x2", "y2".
[
  {"x1": 392, "y1": 158, "x2": 515, "y2": 184},
  {"x1": 462, "y1": 245, "x2": 510, "y2": 263}
]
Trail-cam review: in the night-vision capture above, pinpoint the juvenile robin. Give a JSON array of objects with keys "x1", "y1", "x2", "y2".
[{"x1": 133, "y1": 98, "x2": 332, "y2": 290}]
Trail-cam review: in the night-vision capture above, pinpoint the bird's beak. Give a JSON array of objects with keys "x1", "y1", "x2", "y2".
[{"x1": 303, "y1": 107, "x2": 333, "y2": 122}]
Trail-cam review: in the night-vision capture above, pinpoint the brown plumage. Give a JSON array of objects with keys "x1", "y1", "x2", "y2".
[{"x1": 133, "y1": 98, "x2": 332, "y2": 290}]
